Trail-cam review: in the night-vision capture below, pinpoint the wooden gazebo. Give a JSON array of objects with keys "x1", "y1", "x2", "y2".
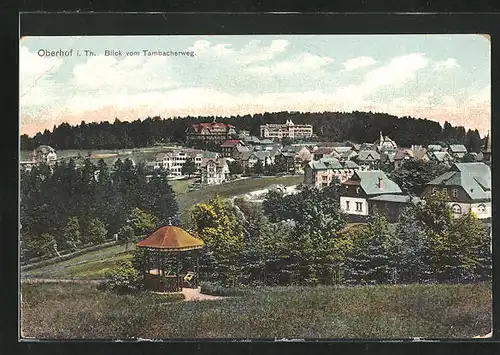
[{"x1": 136, "y1": 226, "x2": 204, "y2": 292}]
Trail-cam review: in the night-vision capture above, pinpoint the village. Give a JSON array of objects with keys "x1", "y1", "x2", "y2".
[{"x1": 24, "y1": 118, "x2": 492, "y2": 226}]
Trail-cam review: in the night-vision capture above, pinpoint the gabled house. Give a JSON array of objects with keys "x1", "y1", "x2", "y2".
[
  {"x1": 340, "y1": 170, "x2": 403, "y2": 222},
  {"x1": 200, "y1": 157, "x2": 230, "y2": 185},
  {"x1": 221, "y1": 139, "x2": 245, "y2": 157},
  {"x1": 427, "y1": 144, "x2": 443, "y2": 153},
  {"x1": 248, "y1": 151, "x2": 272, "y2": 168},
  {"x1": 231, "y1": 143, "x2": 251, "y2": 160},
  {"x1": 448, "y1": 144, "x2": 468, "y2": 159},
  {"x1": 355, "y1": 150, "x2": 380, "y2": 169},
  {"x1": 150, "y1": 149, "x2": 205, "y2": 176},
  {"x1": 274, "y1": 152, "x2": 296, "y2": 173},
  {"x1": 428, "y1": 151, "x2": 453, "y2": 165},
  {"x1": 312, "y1": 147, "x2": 337, "y2": 161},
  {"x1": 421, "y1": 162, "x2": 491, "y2": 220},
  {"x1": 393, "y1": 148, "x2": 429, "y2": 169},
  {"x1": 304, "y1": 157, "x2": 365, "y2": 187},
  {"x1": 185, "y1": 121, "x2": 237, "y2": 148},
  {"x1": 33, "y1": 145, "x2": 57, "y2": 164},
  {"x1": 380, "y1": 152, "x2": 396, "y2": 167}
]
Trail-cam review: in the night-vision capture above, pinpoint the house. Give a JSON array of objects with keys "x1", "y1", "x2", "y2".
[
  {"x1": 354, "y1": 150, "x2": 381, "y2": 169},
  {"x1": 368, "y1": 195, "x2": 421, "y2": 223},
  {"x1": 448, "y1": 144, "x2": 468, "y2": 159},
  {"x1": 151, "y1": 149, "x2": 205, "y2": 176},
  {"x1": 33, "y1": 145, "x2": 57, "y2": 164},
  {"x1": 248, "y1": 151, "x2": 272, "y2": 168},
  {"x1": 231, "y1": 144, "x2": 252, "y2": 160},
  {"x1": 260, "y1": 120, "x2": 313, "y2": 139},
  {"x1": 340, "y1": 170, "x2": 403, "y2": 222},
  {"x1": 427, "y1": 144, "x2": 443, "y2": 153},
  {"x1": 428, "y1": 151, "x2": 453, "y2": 165},
  {"x1": 220, "y1": 139, "x2": 245, "y2": 157},
  {"x1": 312, "y1": 147, "x2": 338, "y2": 161},
  {"x1": 393, "y1": 148, "x2": 429, "y2": 169},
  {"x1": 374, "y1": 132, "x2": 398, "y2": 153},
  {"x1": 421, "y1": 162, "x2": 491, "y2": 220},
  {"x1": 380, "y1": 152, "x2": 396, "y2": 167},
  {"x1": 304, "y1": 157, "x2": 365, "y2": 187},
  {"x1": 185, "y1": 120, "x2": 237, "y2": 148},
  {"x1": 274, "y1": 152, "x2": 297, "y2": 173},
  {"x1": 200, "y1": 157, "x2": 230, "y2": 185}
]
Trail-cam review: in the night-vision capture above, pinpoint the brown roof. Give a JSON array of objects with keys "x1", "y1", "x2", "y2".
[{"x1": 136, "y1": 226, "x2": 204, "y2": 251}]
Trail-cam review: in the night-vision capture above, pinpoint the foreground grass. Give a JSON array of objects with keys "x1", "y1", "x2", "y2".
[
  {"x1": 21, "y1": 282, "x2": 491, "y2": 339},
  {"x1": 22, "y1": 244, "x2": 134, "y2": 280}
]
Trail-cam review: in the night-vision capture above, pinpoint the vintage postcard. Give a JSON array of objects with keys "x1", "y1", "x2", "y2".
[{"x1": 19, "y1": 33, "x2": 492, "y2": 339}]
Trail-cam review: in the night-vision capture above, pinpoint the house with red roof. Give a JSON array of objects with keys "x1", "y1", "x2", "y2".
[{"x1": 185, "y1": 120, "x2": 237, "y2": 149}]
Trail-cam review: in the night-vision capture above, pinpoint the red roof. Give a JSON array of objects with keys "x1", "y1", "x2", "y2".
[
  {"x1": 136, "y1": 226, "x2": 205, "y2": 251},
  {"x1": 221, "y1": 139, "x2": 243, "y2": 148}
]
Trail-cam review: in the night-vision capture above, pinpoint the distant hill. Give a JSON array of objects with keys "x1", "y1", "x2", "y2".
[{"x1": 20, "y1": 111, "x2": 484, "y2": 152}]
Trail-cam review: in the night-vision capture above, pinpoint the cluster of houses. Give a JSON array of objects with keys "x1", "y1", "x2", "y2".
[
  {"x1": 338, "y1": 161, "x2": 491, "y2": 223},
  {"x1": 21, "y1": 120, "x2": 492, "y2": 224}
]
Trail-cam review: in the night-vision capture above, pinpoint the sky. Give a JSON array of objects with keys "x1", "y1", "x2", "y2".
[{"x1": 20, "y1": 34, "x2": 491, "y2": 137}]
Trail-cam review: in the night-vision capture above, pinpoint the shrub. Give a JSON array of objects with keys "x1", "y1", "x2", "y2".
[
  {"x1": 200, "y1": 281, "x2": 249, "y2": 297},
  {"x1": 104, "y1": 261, "x2": 140, "y2": 294}
]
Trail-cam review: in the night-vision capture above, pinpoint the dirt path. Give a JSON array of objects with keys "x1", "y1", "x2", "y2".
[{"x1": 182, "y1": 287, "x2": 226, "y2": 301}]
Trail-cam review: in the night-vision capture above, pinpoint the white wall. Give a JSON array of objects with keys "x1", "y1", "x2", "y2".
[{"x1": 340, "y1": 196, "x2": 369, "y2": 216}]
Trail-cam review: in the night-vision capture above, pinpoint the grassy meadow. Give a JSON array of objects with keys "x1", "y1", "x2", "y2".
[
  {"x1": 21, "y1": 282, "x2": 492, "y2": 339},
  {"x1": 175, "y1": 175, "x2": 303, "y2": 223},
  {"x1": 21, "y1": 244, "x2": 133, "y2": 280}
]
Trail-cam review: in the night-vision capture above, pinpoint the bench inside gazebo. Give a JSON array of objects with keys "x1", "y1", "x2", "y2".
[{"x1": 136, "y1": 225, "x2": 204, "y2": 293}]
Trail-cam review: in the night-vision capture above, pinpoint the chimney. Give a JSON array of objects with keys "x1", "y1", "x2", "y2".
[{"x1": 378, "y1": 176, "x2": 384, "y2": 189}]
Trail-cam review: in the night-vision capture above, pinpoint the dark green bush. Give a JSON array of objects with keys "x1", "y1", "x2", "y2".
[{"x1": 104, "y1": 261, "x2": 140, "y2": 294}]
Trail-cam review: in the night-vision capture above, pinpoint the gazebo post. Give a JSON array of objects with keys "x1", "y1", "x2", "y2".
[
  {"x1": 177, "y1": 252, "x2": 181, "y2": 291},
  {"x1": 195, "y1": 251, "x2": 200, "y2": 288}
]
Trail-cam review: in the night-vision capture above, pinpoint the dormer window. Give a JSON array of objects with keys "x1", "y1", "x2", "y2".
[{"x1": 356, "y1": 187, "x2": 361, "y2": 194}]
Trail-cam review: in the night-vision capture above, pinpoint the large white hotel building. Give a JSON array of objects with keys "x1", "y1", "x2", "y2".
[{"x1": 260, "y1": 120, "x2": 313, "y2": 139}]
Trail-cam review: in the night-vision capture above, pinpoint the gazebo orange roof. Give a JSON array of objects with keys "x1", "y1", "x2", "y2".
[{"x1": 136, "y1": 226, "x2": 204, "y2": 251}]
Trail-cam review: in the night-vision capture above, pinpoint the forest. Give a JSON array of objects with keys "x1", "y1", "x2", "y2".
[
  {"x1": 20, "y1": 158, "x2": 178, "y2": 262},
  {"x1": 20, "y1": 111, "x2": 485, "y2": 152}
]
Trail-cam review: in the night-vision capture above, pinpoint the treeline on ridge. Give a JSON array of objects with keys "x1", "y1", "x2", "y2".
[{"x1": 20, "y1": 111, "x2": 485, "y2": 152}]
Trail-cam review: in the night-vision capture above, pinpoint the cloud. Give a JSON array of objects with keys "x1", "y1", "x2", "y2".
[
  {"x1": 72, "y1": 54, "x2": 178, "y2": 91},
  {"x1": 246, "y1": 52, "x2": 334, "y2": 75},
  {"x1": 20, "y1": 46, "x2": 64, "y2": 106},
  {"x1": 434, "y1": 58, "x2": 459, "y2": 70},
  {"x1": 342, "y1": 56, "x2": 377, "y2": 71},
  {"x1": 189, "y1": 39, "x2": 290, "y2": 65}
]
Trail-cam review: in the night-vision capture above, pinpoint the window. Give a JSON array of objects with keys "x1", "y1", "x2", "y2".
[
  {"x1": 355, "y1": 202, "x2": 363, "y2": 212},
  {"x1": 451, "y1": 204, "x2": 462, "y2": 215},
  {"x1": 345, "y1": 185, "x2": 349, "y2": 192},
  {"x1": 432, "y1": 187, "x2": 438, "y2": 194},
  {"x1": 452, "y1": 189, "x2": 458, "y2": 198},
  {"x1": 356, "y1": 187, "x2": 361, "y2": 194},
  {"x1": 346, "y1": 201, "x2": 350, "y2": 211},
  {"x1": 443, "y1": 188, "x2": 448, "y2": 194},
  {"x1": 477, "y1": 204, "x2": 486, "y2": 213}
]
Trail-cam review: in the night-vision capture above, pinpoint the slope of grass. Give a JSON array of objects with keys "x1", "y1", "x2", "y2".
[
  {"x1": 21, "y1": 282, "x2": 491, "y2": 339},
  {"x1": 21, "y1": 244, "x2": 134, "y2": 280},
  {"x1": 177, "y1": 175, "x2": 303, "y2": 223}
]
